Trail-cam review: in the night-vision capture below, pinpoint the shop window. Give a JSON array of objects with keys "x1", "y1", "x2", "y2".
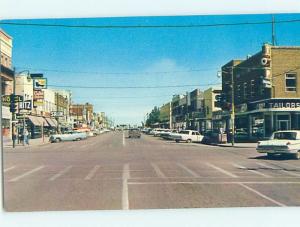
[{"x1": 285, "y1": 73, "x2": 297, "y2": 92}]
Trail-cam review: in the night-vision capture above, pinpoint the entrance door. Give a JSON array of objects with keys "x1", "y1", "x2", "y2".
[{"x1": 278, "y1": 120, "x2": 289, "y2": 131}]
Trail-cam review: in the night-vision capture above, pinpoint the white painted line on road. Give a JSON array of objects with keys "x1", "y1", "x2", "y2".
[
  {"x1": 84, "y1": 165, "x2": 100, "y2": 180},
  {"x1": 122, "y1": 163, "x2": 130, "y2": 210},
  {"x1": 238, "y1": 183, "x2": 286, "y2": 207},
  {"x1": 257, "y1": 162, "x2": 300, "y2": 177},
  {"x1": 206, "y1": 163, "x2": 238, "y2": 178},
  {"x1": 151, "y1": 163, "x2": 166, "y2": 178},
  {"x1": 4, "y1": 166, "x2": 16, "y2": 173},
  {"x1": 9, "y1": 166, "x2": 45, "y2": 182},
  {"x1": 49, "y1": 165, "x2": 72, "y2": 181},
  {"x1": 128, "y1": 181, "x2": 300, "y2": 185},
  {"x1": 176, "y1": 163, "x2": 200, "y2": 178},
  {"x1": 232, "y1": 163, "x2": 271, "y2": 178},
  {"x1": 122, "y1": 131, "x2": 126, "y2": 147}
]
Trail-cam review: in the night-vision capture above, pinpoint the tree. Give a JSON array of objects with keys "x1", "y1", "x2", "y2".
[{"x1": 146, "y1": 106, "x2": 160, "y2": 126}]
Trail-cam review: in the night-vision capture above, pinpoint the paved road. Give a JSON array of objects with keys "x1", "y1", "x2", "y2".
[{"x1": 3, "y1": 131, "x2": 300, "y2": 211}]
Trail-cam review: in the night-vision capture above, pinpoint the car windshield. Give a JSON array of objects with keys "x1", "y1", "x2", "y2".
[
  {"x1": 179, "y1": 130, "x2": 190, "y2": 134},
  {"x1": 273, "y1": 132, "x2": 297, "y2": 140}
]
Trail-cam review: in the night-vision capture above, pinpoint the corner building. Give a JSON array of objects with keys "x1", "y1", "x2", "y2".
[{"x1": 222, "y1": 44, "x2": 300, "y2": 141}]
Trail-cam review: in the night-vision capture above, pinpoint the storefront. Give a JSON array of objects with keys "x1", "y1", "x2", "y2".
[
  {"x1": 27, "y1": 115, "x2": 50, "y2": 139},
  {"x1": 235, "y1": 99, "x2": 300, "y2": 141},
  {"x1": 1, "y1": 106, "x2": 11, "y2": 138}
]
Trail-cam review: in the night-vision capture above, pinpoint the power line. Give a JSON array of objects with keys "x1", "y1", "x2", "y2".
[
  {"x1": 48, "y1": 83, "x2": 221, "y2": 89},
  {"x1": 1, "y1": 18, "x2": 300, "y2": 29},
  {"x1": 15, "y1": 66, "x2": 218, "y2": 75}
]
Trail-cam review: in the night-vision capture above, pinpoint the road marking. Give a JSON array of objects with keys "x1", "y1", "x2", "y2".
[
  {"x1": 176, "y1": 163, "x2": 200, "y2": 178},
  {"x1": 238, "y1": 183, "x2": 286, "y2": 207},
  {"x1": 84, "y1": 165, "x2": 100, "y2": 180},
  {"x1": 122, "y1": 131, "x2": 126, "y2": 147},
  {"x1": 122, "y1": 163, "x2": 130, "y2": 210},
  {"x1": 206, "y1": 163, "x2": 238, "y2": 178},
  {"x1": 128, "y1": 181, "x2": 300, "y2": 185},
  {"x1": 232, "y1": 163, "x2": 271, "y2": 178},
  {"x1": 4, "y1": 166, "x2": 16, "y2": 173},
  {"x1": 49, "y1": 165, "x2": 72, "y2": 181},
  {"x1": 257, "y1": 162, "x2": 300, "y2": 177},
  {"x1": 9, "y1": 166, "x2": 45, "y2": 182},
  {"x1": 151, "y1": 163, "x2": 166, "y2": 178}
]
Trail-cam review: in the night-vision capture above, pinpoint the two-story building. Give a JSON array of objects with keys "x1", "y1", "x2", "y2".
[{"x1": 222, "y1": 44, "x2": 300, "y2": 141}]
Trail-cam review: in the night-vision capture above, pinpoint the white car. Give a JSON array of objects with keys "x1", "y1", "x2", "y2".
[
  {"x1": 257, "y1": 130, "x2": 300, "y2": 159},
  {"x1": 171, "y1": 130, "x2": 204, "y2": 143}
]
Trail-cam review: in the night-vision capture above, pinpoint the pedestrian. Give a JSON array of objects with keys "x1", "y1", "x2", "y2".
[{"x1": 24, "y1": 129, "x2": 30, "y2": 145}]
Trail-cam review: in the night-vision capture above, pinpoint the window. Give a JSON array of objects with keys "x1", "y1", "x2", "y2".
[
  {"x1": 237, "y1": 85, "x2": 241, "y2": 99},
  {"x1": 286, "y1": 73, "x2": 297, "y2": 92},
  {"x1": 250, "y1": 80, "x2": 255, "y2": 97},
  {"x1": 243, "y1": 82, "x2": 247, "y2": 100}
]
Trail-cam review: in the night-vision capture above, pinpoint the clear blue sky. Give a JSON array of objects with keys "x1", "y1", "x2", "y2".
[{"x1": 1, "y1": 13, "x2": 300, "y2": 125}]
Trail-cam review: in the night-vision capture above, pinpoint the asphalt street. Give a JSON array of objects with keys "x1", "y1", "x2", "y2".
[{"x1": 3, "y1": 131, "x2": 300, "y2": 211}]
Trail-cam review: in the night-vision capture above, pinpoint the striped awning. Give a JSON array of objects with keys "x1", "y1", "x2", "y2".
[
  {"x1": 28, "y1": 116, "x2": 42, "y2": 126},
  {"x1": 45, "y1": 118, "x2": 57, "y2": 127}
]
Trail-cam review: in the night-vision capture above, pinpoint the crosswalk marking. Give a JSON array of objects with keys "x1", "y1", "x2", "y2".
[
  {"x1": 84, "y1": 165, "x2": 100, "y2": 180},
  {"x1": 257, "y1": 162, "x2": 300, "y2": 177},
  {"x1": 151, "y1": 163, "x2": 166, "y2": 178},
  {"x1": 4, "y1": 166, "x2": 16, "y2": 173},
  {"x1": 232, "y1": 163, "x2": 271, "y2": 178},
  {"x1": 49, "y1": 166, "x2": 72, "y2": 181},
  {"x1": 238, "y1": 183, "x2": 286, "y2": 207},
  {"x1": 9, "y1": 166, "x2": 45, "y2": 182},
  {"x1": 176, "y1": 163, "x2": 200, "y2": 178},
  {"x1": 206, "y1": 163, "x2": 238, "y2": 178}
]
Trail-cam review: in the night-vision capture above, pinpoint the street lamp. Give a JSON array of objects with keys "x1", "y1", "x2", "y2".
[{"x1": 16, "y1": 70, "x2": 31, "y2": 146}]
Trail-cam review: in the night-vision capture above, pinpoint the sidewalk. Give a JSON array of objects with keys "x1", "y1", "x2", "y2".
[
  {"x1": 212, "y1": 142, "x2": 257, "y2": 148},
  {"x1": 2, "y1": 137, "x2": 50, "y2": 148}
]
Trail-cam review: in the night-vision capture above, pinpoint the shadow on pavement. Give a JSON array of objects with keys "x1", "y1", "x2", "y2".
[{"x1": 249, "y1": 154, "x2": 296, "y2": 161}]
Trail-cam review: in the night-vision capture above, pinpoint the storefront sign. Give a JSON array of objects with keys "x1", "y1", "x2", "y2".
[
  {"x1": 33, "y1": 90, "x2": 44, "y2": 99},
  {"x1": 249, "y1": 99, "x2": 300, "y2": 111},
  {"x1": 33, "y1": 99, "x2": 44, "y2": 107},
  {"x1": 33, "y1": 78, "x2": 47, "y2": 90}
]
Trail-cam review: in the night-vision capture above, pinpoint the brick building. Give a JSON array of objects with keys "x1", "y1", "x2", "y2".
[{"x1": 221, "y1": 44, "x2": 300, "y2": 141}]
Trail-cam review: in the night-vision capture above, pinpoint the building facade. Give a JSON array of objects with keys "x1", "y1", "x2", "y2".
[
  {"x1": 221, "y1": 44, "x2": 300, "y2": 141},
  {"x1": 1, "y1": 29, "x2": 14, "y2": 138}
]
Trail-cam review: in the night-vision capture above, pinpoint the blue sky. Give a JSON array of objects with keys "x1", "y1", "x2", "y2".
[{"x1": 1, "y1": 13, "x2": 300, "y2": 125}]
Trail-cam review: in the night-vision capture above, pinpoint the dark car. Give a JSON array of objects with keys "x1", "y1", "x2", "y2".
[{"x1": 128, "y1": 128, "x2": 141, "y2": 138}]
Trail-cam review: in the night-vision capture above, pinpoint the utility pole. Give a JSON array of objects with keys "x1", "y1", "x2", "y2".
[
  {"x1": 272, "y1": 15, "x2": 276, "y2": 46},
  {"x1": 231, "y1": 66, "x2": 235, "y2": 146},
  {"x1": 12, "y1": 67, "x2": 16, "y2": 148}
]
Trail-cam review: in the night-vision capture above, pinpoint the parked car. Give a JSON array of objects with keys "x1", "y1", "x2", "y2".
[
  {"x1": 49, "y1": 131, "x2": 87, "y2": 143},
  {"x1": 201, "y1": 130, "x2": 220, "y2": 144},
  {"x1": 160, "y1": 129, "x2": 178, "y2": 140},
  {"x1": 128, "y1": 128, "x2": 141, "y2": 138},
  {"x1": 171, "y1": 130, "x2": 204, "y2": 143},
  {"x1": 256, "y1": 130, "x2": 300, "y2": 159}
]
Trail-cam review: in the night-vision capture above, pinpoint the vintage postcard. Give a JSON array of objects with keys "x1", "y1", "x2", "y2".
[{"x1": 1, "y1": 13, "x2": 300, "y2": 211}]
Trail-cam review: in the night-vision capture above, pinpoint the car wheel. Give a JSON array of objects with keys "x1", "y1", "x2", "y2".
[
  {"x1": 293, "y1": 151, "x2": 300, "y2": 160},
  {"x1": 186, "y1": 139, "x2": 192, "y2": 143},
  {"x1": 175, "y1": 139, "x2": 180, "y2": 143},
  {"x1": 55, "y1": 138, "x2": 61, "y2": 143}
]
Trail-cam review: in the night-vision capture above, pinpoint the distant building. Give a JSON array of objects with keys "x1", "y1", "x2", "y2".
[
  {"x1": 159, "y1": 102, "x2": 172, "y2": 128},
  {"x1": 1, "y1": 29, "x2": 14, "y2": 138},
  {"x1": 70, "y1": 103, "x2": 94, "y2": 128}
]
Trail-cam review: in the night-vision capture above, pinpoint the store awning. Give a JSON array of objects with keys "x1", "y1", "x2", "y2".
[
  {"x1": 37, "y1": 117, "x2": 49, "y2": 127},
  {"x1": 28, "y1": 116, "x2": 42, "y2": 126},
  {"x1": 45, "y1": 118, "x2": 57, "y2": 127}
]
